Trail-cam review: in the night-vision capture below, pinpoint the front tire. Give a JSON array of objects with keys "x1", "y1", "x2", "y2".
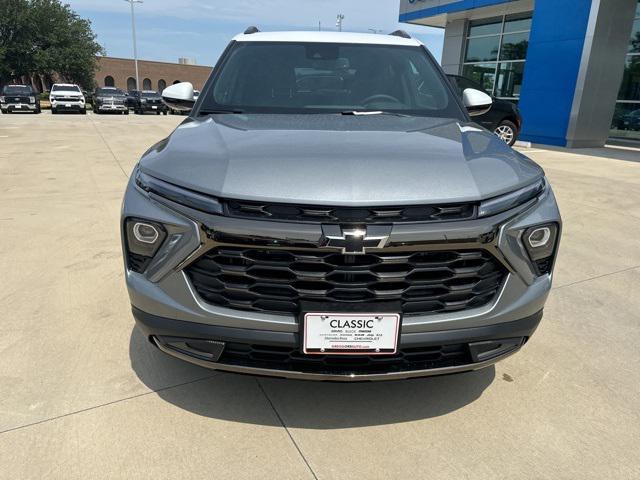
[{"x1": 495, "y1": 120, "x2": 518, "y2": 146}]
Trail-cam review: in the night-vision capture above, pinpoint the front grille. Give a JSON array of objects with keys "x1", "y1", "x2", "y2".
[
  {"x1": 8, "y1": 96, "x2": 30, "y2": 103},
  {"x1": 217, "y1": 341, "x2": 471, "y2": 375},
  {"x1": 185, "y1": 247, "x2": 506, "y2": 315},
  {"x1": 225, "y1": 200, "x2": 477, "y2": 224}
]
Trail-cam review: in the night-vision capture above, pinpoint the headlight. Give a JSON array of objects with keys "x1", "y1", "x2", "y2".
[
  {"x1": 523, "y1": 223, "x2": 559, "y2": 275},
  {"x1": 478, "y1": 178, "x2": 545, "y2": 218},
  {"x1": 29, "y1": 96, "x2": 35, "y2": 103},
  {"x1": 141, "y1": 98, "x2": 147, "y2": 103},
  {"x1": 0, "y1": 96, "x2": 5, "y2": 103},
  {"x1": 135, "y1": 170, "x2": 223, "y2": 215}
]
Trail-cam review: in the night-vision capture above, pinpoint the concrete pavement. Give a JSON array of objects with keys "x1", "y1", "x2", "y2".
[{"x1": 0, "y1": 111, "x2": 638, "y2": 479}]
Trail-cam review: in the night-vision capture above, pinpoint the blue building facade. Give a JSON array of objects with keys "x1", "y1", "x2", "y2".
[{"x1": 400, "y1": 0, "x2": 640, "y2": 147}]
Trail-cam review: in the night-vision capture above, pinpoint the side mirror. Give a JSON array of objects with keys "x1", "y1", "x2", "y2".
[
  {"x1": 161, "y1": 82, "x2": 195, "y2": 111},
  {"x1": 463, "y1": 88, "x2": 492, "y2": 117}
]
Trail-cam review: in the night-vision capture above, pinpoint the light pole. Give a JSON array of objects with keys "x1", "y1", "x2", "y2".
[
  {"x1": 125, "y1": 0, "x2": 143, "y2": 90},
  {"x1": 336, "y1": 14, "x2": 344, "y2": 32}
]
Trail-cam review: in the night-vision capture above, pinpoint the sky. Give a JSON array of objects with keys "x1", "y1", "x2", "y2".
[{"x1": 65, "y1": 0, "x2": 445, "y2": 67}]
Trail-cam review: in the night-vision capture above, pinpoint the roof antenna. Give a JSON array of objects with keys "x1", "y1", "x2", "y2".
[
  {"x1": 244, "y1": 26, "x2": 260, "y2": 35},
  {"x1": 389, "y1": 30, "x2": 411, "y2": 39}
]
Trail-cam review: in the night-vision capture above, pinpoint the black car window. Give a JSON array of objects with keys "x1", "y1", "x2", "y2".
[{"x1": 205, "y1": 42, "x2": 463, "y2": 118}]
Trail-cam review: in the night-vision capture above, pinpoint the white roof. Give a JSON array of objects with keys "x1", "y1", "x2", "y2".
[{"x1": 232, "y1": 31, "x2": 422, "y2": 47}]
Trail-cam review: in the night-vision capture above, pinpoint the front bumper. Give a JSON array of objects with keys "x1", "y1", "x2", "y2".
[
  {"x1": 139, "y1": 104, "x2": 167, "y2": 113},
  {"x1": 122, "y1": 173, "x2": 561, "y2": 380},
  {"x1": 3, "y1": 103, "x2": 38, "y2": 111},
  {"x1": 134, "y1": 307, "x2": 542, "y2": 381},
  {"x1": 97, "y1": 104, "x2": 127, "y2": 112},
  {"x1": 51, "y1": 101, "x2": 85, "y2": 111}
]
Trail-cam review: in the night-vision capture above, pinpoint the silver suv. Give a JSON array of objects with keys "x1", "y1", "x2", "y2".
[{"x1": 121, "y1": 29, "x2": 561, "y2": 381}]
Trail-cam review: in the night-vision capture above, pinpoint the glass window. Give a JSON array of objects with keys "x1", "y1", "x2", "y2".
[
  {"x1": 462, "y1": 64, "x2": 497, "y2": 93},
  {"x1": 465, "y1": 36, "x2": 500, "y2": 62},
  {"x1": 462, "y1": 12, "x2": 531, "y2": 99},
  {"x1": 609, "y1": 1, "x2": 640, "y2": 140},
  {"x1": 468, "y1": 17, "x2": 503, "y2": 37},
  {"x1": 504, "y1": 14, "x2": 532, "y2": 33},
  {"x1": 618, "y1": 56, "x2": 640, "y2": 101},
  {"x1": 630, "y1": 19, "x2": 640, "y2": 53},
  {"x1": 495, "y1": 62, "x2": 525, "y2": 98},
  {"x1": 500, "y1": 32, "x2": 530, "y2": 61},
  {"x1": 610, "y1": 102, "x2": 640, "y2": 137}
]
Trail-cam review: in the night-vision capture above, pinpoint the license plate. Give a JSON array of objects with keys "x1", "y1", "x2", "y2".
[
  {"x1": 303, "y1": 313, "x2": 400, "y2": 355},
  {"x1": 65, "y1": 103, "x2": 71, "y2": 107},
  {"x1": 152, "y1": 106, "x2": 158, "y2": 109},
  {"x1": 15, "y1": 105, "x2": 22, "y2": 109}
]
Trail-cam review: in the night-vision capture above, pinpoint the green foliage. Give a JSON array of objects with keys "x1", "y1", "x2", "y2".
[{"x1": 0, "y1": 0, "x2": 104, "y2": 90}]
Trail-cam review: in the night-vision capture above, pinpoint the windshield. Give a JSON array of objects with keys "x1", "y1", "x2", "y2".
[
  {"x1": 97, "y1": 88, "x2": 125, "y2": 95},
  {"x1": 52, "y1": 85, "x2": 80, "y2": 92},
  {"x1": 3, "y1": 85, "x2": 32, "y2": 95},
  {"x1": 141, "y1": 92, "x2": 160, "y2": 98},
  {"x1": 203, "y1": 42, "x2": 462, "y2": 117}
]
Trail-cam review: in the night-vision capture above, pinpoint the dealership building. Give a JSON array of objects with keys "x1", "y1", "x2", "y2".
[
  {"x1": 399, "y1": 0, "x2": 640, "y2": 147},
  {"x1": 95, "y1": 56, "x2": 212, "y2": 93}
]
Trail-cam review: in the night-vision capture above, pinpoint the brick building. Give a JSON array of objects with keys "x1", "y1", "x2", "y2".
[{"x1": 95, "y1": 56, "x2": 213, "y2": 92}]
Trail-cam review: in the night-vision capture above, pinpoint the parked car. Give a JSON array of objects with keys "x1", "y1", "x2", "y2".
[
  {"x1": 49, "y1": 83, "x2": 86, "y2": 114},
  {"x1": 169, "y1": 89, "x2": 199, "y2": 115},
  {"x1": 122, "y1": 29, "x2": 561, "y2": 381},
  {"x1": 125, "y1": 90, "x2": 138, "y2": 110},
  {"x1": 0, "y1": 84, "x2": 41, "y2": 114},
  {"x1": 93, "y1": 87, "x2": 129, "y2": 115},
  {"x1": 619, "y1": 109, "x2": 640, "y2": 131},
  {"x1": 130, "y1": 90, "x2": 168, "y2": 115},
  {"x1": 447, "y1": 75, "x2": 522, "y2": 146}
]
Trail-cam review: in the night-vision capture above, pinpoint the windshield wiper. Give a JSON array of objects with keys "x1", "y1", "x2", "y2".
[
  {"x1": 198, "y1": 108, "x2": 244, "y2": 115},
  {"x1": 341, "y1": 110, "x2": 411, "y2": 117}
]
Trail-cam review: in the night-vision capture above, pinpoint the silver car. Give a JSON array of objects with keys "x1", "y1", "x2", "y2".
[{"x1": 121, "y1": 29, "x2": 561, "y2": 381}]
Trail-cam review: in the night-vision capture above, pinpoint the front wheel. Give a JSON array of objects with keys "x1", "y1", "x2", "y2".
[
  {"x1": 81, "y1": 109, "x2": 87, "y2": 115},
  {"x1": 494, "y1": 120, "x2": 518, "y2": 146}
]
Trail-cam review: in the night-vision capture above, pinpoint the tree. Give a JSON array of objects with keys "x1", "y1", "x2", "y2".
[{"x1": 0, "y1": 0, "x2": 104, "y2": 90}]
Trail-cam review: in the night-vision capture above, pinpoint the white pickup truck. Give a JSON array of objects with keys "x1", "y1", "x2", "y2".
[{"x1": 49, "y1": 83, "x2": 86, "y2": 114}]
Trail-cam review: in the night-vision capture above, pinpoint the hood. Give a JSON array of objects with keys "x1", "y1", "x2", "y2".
[
  {"x1": 51, "y1": 90, "x2": 83, "y2": 97},
  {"x1": 139, "y1": 114, "x2": 544, "y2": 206}
]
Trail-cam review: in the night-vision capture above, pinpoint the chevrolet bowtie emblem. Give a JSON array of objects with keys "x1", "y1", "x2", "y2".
[{"x1": 322, "y1": 226, "x2": 390, "y2": 255}]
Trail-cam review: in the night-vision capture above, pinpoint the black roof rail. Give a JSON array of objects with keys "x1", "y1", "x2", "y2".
[
  {"x1": 244, "y1": 26, "x2": 260, "y2": 35},
  {"x1": 389, "y1": 30, "x2": 411, "y2": 39}
]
